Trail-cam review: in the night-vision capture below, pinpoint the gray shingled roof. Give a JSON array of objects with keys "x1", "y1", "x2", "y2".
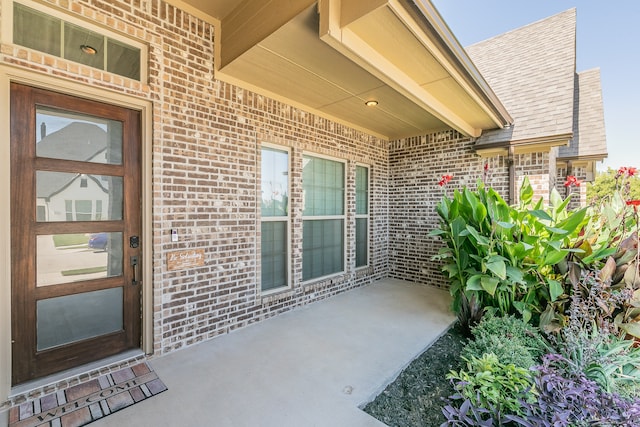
[
  {"x1": 36, "y1": 122, "x2": 109, "y2": 199},
  {"x1": 466, "y1": 9, "x2": 577, "y2": 146},
  {"x1": 36, "y1": 122, "x2": 109, "y2": 161},
  {"x1": 559, "y1": 68, "x2": 607, "y2": 160}
]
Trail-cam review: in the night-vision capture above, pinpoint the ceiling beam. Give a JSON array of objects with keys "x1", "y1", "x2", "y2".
[{"x1": 220, "y1": 0, "x2": 316, "y2": 69}]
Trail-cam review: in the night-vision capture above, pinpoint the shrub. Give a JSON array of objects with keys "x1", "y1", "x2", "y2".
[
  {"x1": 507, "y1": 354, "x2": 640, "y2": 427},
  {"x1": 446, "y1": 353, "x2": 534, "y2": 416},
  {"x1": 462, "y1": 314, "x2": 548, "y2": 369},
  {"x1": 551, "y1": 277, "x2": 640, "y2": 397}
]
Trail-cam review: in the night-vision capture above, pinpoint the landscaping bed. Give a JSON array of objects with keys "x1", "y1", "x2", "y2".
[
  {"x1": 363, "y1": 325, "x2": 466, "y2": 426},
  {"x1": 365, "y1": 169, "x2": 640, "y2": 426}
]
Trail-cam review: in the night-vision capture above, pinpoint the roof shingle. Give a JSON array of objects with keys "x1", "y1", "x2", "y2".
[
  {"x1": 466, "y1": 9, "x2": 577, "y2": 146},
  {"x1": 559, "y1": 68, "x2": 607, "y2": 160}
]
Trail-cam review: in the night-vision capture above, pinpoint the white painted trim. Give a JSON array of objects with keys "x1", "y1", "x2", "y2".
[
  {"x1": 258, "y1": 144, "x2": 293, "y2": 295},
  {"x1": 355, "y1": 163, "x2": 370, "y2": 269},
  {"x1": 0, "y1": 65, "x2": 154, "y2": 402},
  {"x1": 301, "y1": 152, "x2": 348, "y2": 282}
]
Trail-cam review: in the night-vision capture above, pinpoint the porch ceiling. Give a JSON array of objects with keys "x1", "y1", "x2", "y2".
[{"x1": 178, "y1": 0, "x2": 512, "y2": 140}]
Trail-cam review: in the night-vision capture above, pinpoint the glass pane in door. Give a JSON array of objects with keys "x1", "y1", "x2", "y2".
[
  {"x1": 36, "y1": 171, "x2": 123, "y2": 222},
  {"x1": 37, "y1": 287, "x2": 123, "y2": 351},
  {"x1": 36, "y1": 232, "x2": 123, "y2": 287},
  {"x1": 36, "y1": 106, "x2": 123, "y2": 164}
]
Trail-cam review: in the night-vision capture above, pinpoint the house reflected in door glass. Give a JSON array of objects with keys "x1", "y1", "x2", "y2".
[{"x1": 35, "y1": 106, "x2": 123, "y2": 165}]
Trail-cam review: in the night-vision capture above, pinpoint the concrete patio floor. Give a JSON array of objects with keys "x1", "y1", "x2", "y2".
[{"x1": 93, "y1": 278, "x2": 454, "y2": 427}]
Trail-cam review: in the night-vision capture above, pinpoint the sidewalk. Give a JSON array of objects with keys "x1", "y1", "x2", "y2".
[{"x1": 92, "y1": 278, "x2": 454, "y2": 427}]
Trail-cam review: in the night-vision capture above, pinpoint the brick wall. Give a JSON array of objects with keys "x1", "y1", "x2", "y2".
[
  {"x1": 154, "y1": 80, "x2": 390, "y2": 354},
  {"x1": 1, "y1": 0, "x2": 389, "y2": 396},
  {"x1": 387, "y1": 133, "x2": 557, "y2": 288},
  {"x1": 557, "y1": 164, "x2": 588, "y2": 208},
  {"x1": 1, "y1": 0, "x2": 567, "y2": 407},
  {"x1": 388, "y1": 131, "x2": 491, "y2": 288}
]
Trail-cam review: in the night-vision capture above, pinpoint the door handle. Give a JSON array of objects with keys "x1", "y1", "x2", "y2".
[{"x1": 130, "y1": 255, "x2": 141, "y2": 286}]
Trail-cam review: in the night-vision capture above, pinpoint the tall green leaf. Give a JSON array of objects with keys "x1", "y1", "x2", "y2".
[
  {"x1": 485, "y1": 256, "x2": 507, "y2": 280},
  {"x1": 556, "y1": 207, "x2": 588, "y2": 236},
  {"x1": 519, "y1": 176, "x2": 534, "y2": 205},
  {"x1": 542, "y1": 249, "x2": 569, "y2": 266},
  {"x1": 547, "y1": 279, "x2": 564, "y2": 302},
  {"x1": 481, "y1": 276, "x2": 500, "y2": 296}
]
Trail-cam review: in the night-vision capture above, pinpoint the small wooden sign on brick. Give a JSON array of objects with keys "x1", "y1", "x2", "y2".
[{"x1": 167, "y1": 249, "x2": 206, "y2": 271}]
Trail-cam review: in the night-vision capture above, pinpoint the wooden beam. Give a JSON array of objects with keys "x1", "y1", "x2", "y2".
[{"x1": 220, "y1": 0, "x2": 316, "y2": 69}]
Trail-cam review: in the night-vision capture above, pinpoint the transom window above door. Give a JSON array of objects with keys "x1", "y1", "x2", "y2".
[{"x1": 12, "y1": 1, "x2": 145, "y2": 81}]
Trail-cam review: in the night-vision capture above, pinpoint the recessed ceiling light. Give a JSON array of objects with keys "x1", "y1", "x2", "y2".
[
  {"x1": 365, "y1": 100, "x2": 378, "y2": 107},
  {"x1": 80, "y1": 44, "x2": 97, "y2": 55}
]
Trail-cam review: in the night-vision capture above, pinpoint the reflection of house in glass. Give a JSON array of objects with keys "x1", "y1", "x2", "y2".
[{"x1": 35, "y1": 122, "x2": 115, "y2": 222}]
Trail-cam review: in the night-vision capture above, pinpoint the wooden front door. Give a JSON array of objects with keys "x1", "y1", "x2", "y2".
[{"x1": 10, "y1": 83, "x2": 142, "y2": 385}]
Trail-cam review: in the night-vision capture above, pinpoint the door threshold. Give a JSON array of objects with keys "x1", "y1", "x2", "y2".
[{"x1": 9, "y1": 349, "x2": 145, "y2": 399}]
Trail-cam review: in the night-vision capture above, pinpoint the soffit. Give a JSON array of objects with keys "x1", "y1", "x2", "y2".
[
  {"x1": 172, "y1": 0, "x2": 238, "y2": 20},
  {"x1": 181, "y1": 0, "x2": 511, "y2": 140}
]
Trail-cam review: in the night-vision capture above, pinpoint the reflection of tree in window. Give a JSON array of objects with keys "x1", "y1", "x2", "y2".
[
  {"x1": 302, "y1": 155, "x2": 345, "y2": 281},
  {"x1": 260, "y1": 147, "x2": 289, "y2": 291}
]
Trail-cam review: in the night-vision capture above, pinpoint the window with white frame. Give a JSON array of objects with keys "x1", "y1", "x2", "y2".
[
  {"x1": 355, "y1": 165, "x2": 369, "y2": 268},
  {"x1": 302, "y1": 155, "x2": 345, "y2": 281},
  {"x1": 260, "y1": 146, "x2": 290, "y2": 292}
]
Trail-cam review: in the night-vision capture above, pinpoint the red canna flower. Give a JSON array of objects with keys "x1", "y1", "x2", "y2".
[
  {"x1": 564, "y1": 175, "x2": 581, "y2": 187},
  {"x1": 618, "y1": 167, "x2": 628, "y2": 177},
  {"x1": 484, "y1": 163, "x2": 489, "y2": 171},
  {"x1": 617, "y1": 166, "x2": 637, "y2": 178},
  {"x1": 626, "y1": 200, "x2": 640, "y2": 212},
  {"x1": 438, "y1": 174, "x2": 453, "y2": 187}
]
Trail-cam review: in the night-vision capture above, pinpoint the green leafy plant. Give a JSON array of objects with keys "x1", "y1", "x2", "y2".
[
  {"x1": 462, "y1": 314, "x2": 548, "y2": 369},
  {"x1": 447, "y1": 353, "x2": 534, "y2": 416},
  {"x1": 431, "y1": 177, "x2": 588, "y2": 325}
]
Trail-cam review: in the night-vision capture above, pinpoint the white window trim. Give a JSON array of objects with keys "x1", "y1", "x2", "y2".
[
  {"x1": 259, "y1": 143, "x2": 292, "y2": 295},
  {"x1": 4, "y1": 0, "x2": 149, "y2": 83},
  {"x1": 301, "y1": 152, "x2": 347, "y2": 284},
  {"x1": 355, "y1": 163, "x2": 370, "y2": 269}
]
